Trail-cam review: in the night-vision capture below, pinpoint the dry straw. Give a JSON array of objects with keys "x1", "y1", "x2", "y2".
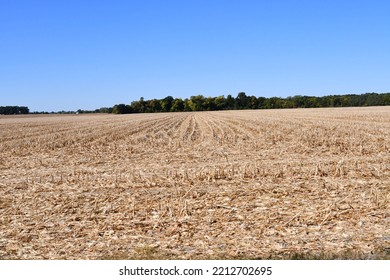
[{"x1": 0, "y1": 108, "x2": 389, "y2": 259}]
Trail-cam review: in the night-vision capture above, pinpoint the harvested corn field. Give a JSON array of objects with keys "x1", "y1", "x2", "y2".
[{"x1": 0, "y1": 107, "x2": 389, "y2": 259}]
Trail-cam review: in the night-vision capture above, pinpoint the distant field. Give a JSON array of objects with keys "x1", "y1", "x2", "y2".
[{"x1": 0, "y1": 107, "x2": 389, "y2": 259}]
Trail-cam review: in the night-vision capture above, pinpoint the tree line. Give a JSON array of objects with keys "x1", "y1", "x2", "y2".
[
  {"x1": 0, "y1": 106, "x2": 29, "y2": 115},
  {"x1": 109, "y1": 92, "x2": 390, "y2": 114},
  {"x1": 2, "y1": 92, "x2": 389, "y2": 115}
]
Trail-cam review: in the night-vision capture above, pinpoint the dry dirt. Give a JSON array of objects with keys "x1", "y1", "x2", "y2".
[{"x1": 0, "y1": 107, "x2": 389, "y2": 259}]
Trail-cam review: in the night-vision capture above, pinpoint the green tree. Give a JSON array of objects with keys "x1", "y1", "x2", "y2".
[
  {"x1": 249, "y1": 96, "x2": 258, "y2": 109},
  {"x1": 365, "y1": 93, "x2": 382, "y2": 106},
  {"x1": 257, "y1": 97, "x2": 266, "y2": 109},
  {"x1": 236, "y1": 92, "x2": 249, "y2": 109},
  {"x1": 130, "y1": 100, "x2": 142, "y2": 113},
  {"x1": 161, "y1": 96, "x2": 174, "y2": 112},
  {"x1": 226, "y1": 94, "x2": 235, "y2": 109},
  {"x1": 183, "y1": 99, "x2": 192, "y2": 111},
  {"x1": 0, "y1": 106, "x2": 29, "y2": 114},
  {"x1": 214, "y1": 95, "x2": 226, "y2": 110},
  {"x1": 171, "y1": 98, "x2": 184, "y2": 112},
  {"x1": 147, "y1": 99, "x2": 162, "y2": 112},
  {"x1": 188, "y1": 95, "x2": 206, "y2": 111},
  {"x1": 112, "y1": 104, "x2": 132, "y2": 114},
  {"x1": 204, "y1": 97, "x2": 216, "y2": 111}
]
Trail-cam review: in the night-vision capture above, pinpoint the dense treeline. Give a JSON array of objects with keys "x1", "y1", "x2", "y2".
[
  {"x1": 110, "y1": 92, "x2": 390, "y2": 114},
  {"x1": 2, "y1": 92, "x2": 389, "y2": 115},
  {"x1": 0, "y1": 106, "x2": 29, "y2": 115}
]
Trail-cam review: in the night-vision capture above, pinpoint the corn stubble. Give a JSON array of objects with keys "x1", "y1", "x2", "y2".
[{"x1": 0, "y1": 107, "x2": 389, "y2": 259}]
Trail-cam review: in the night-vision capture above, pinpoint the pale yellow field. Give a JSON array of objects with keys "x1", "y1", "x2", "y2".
[{"x1": 0, "y1": 107, "x2": 389, "y2": 259}]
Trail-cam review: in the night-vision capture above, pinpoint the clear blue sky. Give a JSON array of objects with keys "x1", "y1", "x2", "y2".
[{"x1": 1, "y1": 0, "x2": 389, "y2": 112}]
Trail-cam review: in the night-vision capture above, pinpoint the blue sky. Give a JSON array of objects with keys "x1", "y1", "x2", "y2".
[{"x1": 1, "y1": 0, "x2": 389, "y2": 112}]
